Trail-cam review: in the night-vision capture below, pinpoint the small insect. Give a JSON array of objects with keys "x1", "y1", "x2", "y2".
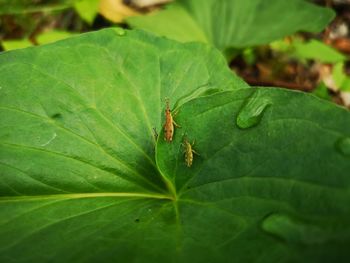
[
  {"x1": 182, "y1": 138, "x2": 199, "y2": 167},
  {"x1": 164, "y1": 98, "x2": 180, "y2": 142},
  {"x1": 152, "y1": 127, "x2": 158, "y2": 142}
]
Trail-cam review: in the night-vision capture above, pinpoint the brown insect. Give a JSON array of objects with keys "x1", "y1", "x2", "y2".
[
  {"x1": 164, "y1": 99, "x2": 180, "y2": 142},
  {"x1": 182, "y1": 139, "x2": 199, "y2": 167}
]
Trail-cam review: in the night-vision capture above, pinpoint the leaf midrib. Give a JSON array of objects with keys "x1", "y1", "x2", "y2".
[{"x1": 0, "y1": 192, "x2": 173, "y2": 202}]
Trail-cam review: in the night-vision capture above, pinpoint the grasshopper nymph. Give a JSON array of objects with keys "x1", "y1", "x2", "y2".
[
  {"x1": 183, "y1": 138, "x2": 199, "y2": 167},
  {"x1": 164, "y1": 99, "x2": 180, "y2": 142}
]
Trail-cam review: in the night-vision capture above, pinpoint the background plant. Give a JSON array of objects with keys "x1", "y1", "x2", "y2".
[{"x1": 1, "y1": 28, "x2": 350, "y2": 263}]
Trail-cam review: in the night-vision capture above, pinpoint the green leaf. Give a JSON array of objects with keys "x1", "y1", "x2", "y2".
[
  {"x1": 333, "y1": 62, "x2": 350, "y2": 92},
  {"x1": 1, "y1": 29, "x2": 350, "y2": 262},
  {"x1": 292, "y1": 39, "x2": 346, "y2": 63},
  {"x1": 313, "y1": 82, "x2": 332, "y2": 101},
  {"x1": 1, "y1": 39, "x2": 32, "y2": 51},
  {"x1": 74, "y1": 0, "x2": 100, "y2": 24},
  {"x1": 271, "y1": 39, "x2": 347, "y2": 63},
  {"x1": 126, "y1": 4, "x2": 208, "y2": 44},
  {"x1": 36, "y1": 30, "x2": 77, "y2": 45},
  {"x1": 1, "y1": 31, "x2": 76, "y2": 52},
  {"x1": 341, "y1": 79, "x2": 350, "y2": 92},
  {"x1": 156, "y1": 88, "x2": 350, "y2": 261},
  {"x1": 127, "y1": 0, "x2": 335, "y2": 53}
]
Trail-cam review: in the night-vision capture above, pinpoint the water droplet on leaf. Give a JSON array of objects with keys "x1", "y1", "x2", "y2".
[
  {"x1": 336, "y1": 137, "x2": 350, "y2": 157},
  {"x1": 236, "y1": 91, "x2": 271, "y2": 129},
  {"x1": 261, "y1": 213, "x2": 330, "y2": 245},
  {"x1": 115, "y1": 28, "x2": 126, "y2": 36}
]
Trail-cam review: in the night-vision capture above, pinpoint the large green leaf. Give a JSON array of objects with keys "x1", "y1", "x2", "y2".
[
  {"x1": 1, "y1": 29, "x2": 350, "y2": 263},
  {"x1": 127, "y1": 0, "x2": 335, "y2": 54}
]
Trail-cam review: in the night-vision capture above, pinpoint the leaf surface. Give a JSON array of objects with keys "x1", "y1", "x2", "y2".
[
  {"x1": 0, "y1": 29, "x2": 349, "y2": 263},
  {"x1": 156, "y1": 88, "x2": 350, "y2": 262}
]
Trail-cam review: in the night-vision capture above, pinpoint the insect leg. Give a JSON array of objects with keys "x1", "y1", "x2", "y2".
[{"x1": 173, "y1": 120, "x2": 181, "y2": 127}]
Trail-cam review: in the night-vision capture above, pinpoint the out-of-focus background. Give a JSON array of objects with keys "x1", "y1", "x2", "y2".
[{"x1": 1, "y1": 0, "x2": 349, "y2": 107}]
